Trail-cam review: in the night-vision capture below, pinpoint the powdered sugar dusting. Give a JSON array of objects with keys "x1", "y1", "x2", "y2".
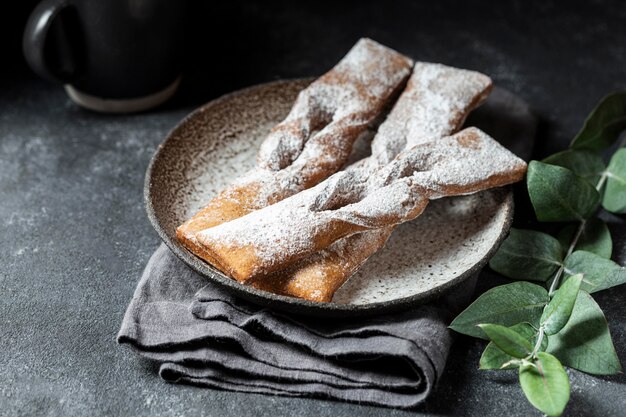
[
  {"x1": 333, "y1": 190, "x2": 508, "y2": 304},
  {"x1": 178, "y1": 39, "x2": 413, "y2": 242},
  {"x1": 195, "y1": 128, "x2": 526, "y2": 279},
  {"x1": 266, "y1": 64, "x2": 494, "y2": 300},
  {"x1": 373, "y1": 127, "x2": 526, "y2": 198},
  {"x1": 370, "y1": 62, "x2": 492, "y2": 167},
  {"x1": 257, "y1": 38, "x2": 413, "y2": 172},
  {"x1": 209, "y1": 39, "x2": 413, "y2": 212}
]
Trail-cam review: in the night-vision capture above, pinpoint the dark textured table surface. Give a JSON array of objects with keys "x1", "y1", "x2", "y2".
[{"x1": 2, "y1": 1, "x2": 626, "y2": 416}]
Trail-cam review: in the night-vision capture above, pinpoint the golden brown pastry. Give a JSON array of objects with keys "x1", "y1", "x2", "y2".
[
  {"x1": 249, "y1": 62, "x2": 494, "y2": 300},
  {"x1": 248, "y1": 228, "x2": 392, "y2": 302},
  {"x1": 177, "y1": 38, "x2": 413, "y2": 264},
  {"x1": 195, "y1": 128, "x2": 528, "y2": 282}
]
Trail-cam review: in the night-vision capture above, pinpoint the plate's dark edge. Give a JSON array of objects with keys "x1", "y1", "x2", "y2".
[{"x1": 144, "y1": 78, "x2": 516, "y2": 318}]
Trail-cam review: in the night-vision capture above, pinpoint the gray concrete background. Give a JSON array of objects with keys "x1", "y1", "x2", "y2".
[{"x1": 2, "y1": 1, "x2": 626, "y2": 416}]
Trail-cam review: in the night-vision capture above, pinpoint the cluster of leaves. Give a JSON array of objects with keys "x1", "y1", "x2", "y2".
[{"x1": 450, "y1": 92, "x2": 626, "y2": 416}]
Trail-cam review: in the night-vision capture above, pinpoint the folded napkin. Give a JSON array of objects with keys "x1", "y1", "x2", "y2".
[
  {"x1": 118, "y1": 87, "x2": 536, "y2": 409},
  {"x1": 119, "y1": 244, "x2": 479, "y2": 408}
]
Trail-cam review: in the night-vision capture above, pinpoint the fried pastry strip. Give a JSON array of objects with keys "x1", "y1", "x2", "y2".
[
  {"x1": 176, "y1": 38, "x2": 413, "y2": 265},
  {"x1": 195, "y1": 128, "x2": 527, "y2": 282},
  {"x1": 250, "y1": 63, "x2": 493, "y2": 300}
]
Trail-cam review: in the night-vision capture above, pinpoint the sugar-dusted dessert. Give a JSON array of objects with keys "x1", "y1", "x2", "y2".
[
  {"x1": 248, "y1": 63, "x2": 494, "y2": 300},
  {"x1": 195, "y1": 128, "x2": 527, "y2": 283},
  {"x1": 176, "y1": 38, "x2": 413, "y2": 266}
]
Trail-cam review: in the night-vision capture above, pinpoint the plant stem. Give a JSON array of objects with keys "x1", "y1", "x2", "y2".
[
  {"x1": 531, "y1": 170, "x2": 608, "y2": 358},
  {"x1": 531, "y1": 326, "x2": 545, "y2": 357},
  {"x1": 547, "y1": 171, "x2": 607, "y2": 296},
  {"x1": 596, "y1": 171, "x2": 608, "y2": 192},
  {"x1": 547, "y1": 219, "x2": 585, "y2": 296}
]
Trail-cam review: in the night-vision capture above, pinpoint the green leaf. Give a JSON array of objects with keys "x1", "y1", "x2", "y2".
[
  {"x1": 547, "y1": 290, "x2": 622, "y2": 375},
  {"x1": 477, "y1": 324, "x2": 533, "y2": 358},
  {"x1": 527, "y1": 161, "x2": 600, "y2": 222},
  {"x1": 480, "y1": 323, "x2": 547, "y2": 370},
  {"x1": 557, "y1": 218, "x2": 612, "y2": 259},
  {"x1": 449, "y1": 282, "x2": 548, "y2": 339},
  {"x1": 563, "y1": 250, "x2": 626, "y2": 293},
  {"x1": 519, "y1": 352, "x2": 570, "y2": 417},
  {"x1": 571, "y1": 92, "x2": 626, "y2": 151},
  {"x1": 489, "y1": 228, "x2": 563, "y2": 282},
  {"x1": 543, "y1": 149, "x2": 606, "y2": 184},
  {"x1": 541, "y1": 274, "x2": 582, "y2": 335},
  {"x1": 603, "y1": 148, "x2": 626, "y2": 213}
]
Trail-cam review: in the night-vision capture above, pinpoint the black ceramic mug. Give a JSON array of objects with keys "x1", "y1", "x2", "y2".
[{"x1": 23, "y1": 0, "x2": 186, "y2": 113}]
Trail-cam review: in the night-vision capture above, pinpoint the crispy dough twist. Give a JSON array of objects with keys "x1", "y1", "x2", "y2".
[
  {"x1": 196, "y1": 128, "x2": 527, "y2": 282},
  {"x1": 177, "y1": 39, "x2": 413, "y2": 264},
  {"x1": 249, "y1": 63, "x2": 494, "y2": 300}
]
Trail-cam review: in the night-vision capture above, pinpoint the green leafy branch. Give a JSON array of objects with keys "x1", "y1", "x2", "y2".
[{"x1": 450, "y1": 92, "x2": 626, "y2": 417}]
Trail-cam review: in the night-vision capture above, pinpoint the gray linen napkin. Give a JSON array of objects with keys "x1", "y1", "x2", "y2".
[
  {"x1": 117, "y1": 87, "x2": 536, "y2": 409},
  {"x1": 119, "y1": 244, "x2": 467, "y2": 408}
]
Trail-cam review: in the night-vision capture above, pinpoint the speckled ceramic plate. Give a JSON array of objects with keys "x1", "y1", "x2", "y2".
[{"x1": 146, "y1": 78, "x2": 534, "y2": 317}]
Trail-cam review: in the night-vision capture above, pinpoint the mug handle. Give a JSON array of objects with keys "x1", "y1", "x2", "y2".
[{"x1": 23, "y1": 0, "x2": 81, "y2": 83}]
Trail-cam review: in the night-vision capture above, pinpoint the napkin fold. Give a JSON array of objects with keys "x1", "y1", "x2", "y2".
[
  {"x1": 118, "y1": 244, "x2": 475, "y2": 408},
  {"x1": 117, "y1": 87, "x2": 536, "y2": 409}
]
